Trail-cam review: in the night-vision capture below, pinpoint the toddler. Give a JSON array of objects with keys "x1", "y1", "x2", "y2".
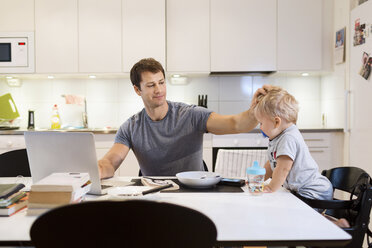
[
  {"x1": 254, "y1": 86, "x2": 349, "y2": 227},
  {"x1": 254, "y1": 86, "x2": 332, "y2": 198}
]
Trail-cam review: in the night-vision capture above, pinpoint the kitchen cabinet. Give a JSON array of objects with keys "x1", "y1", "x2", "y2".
[
  {"x1": 94, "y1": 134, "x2": 138, "y2": 177},
  {"x1": 166, "y1": 0, "x2": 209, "y2": 72},
  {"x1": 0, "y1": 0, "x2": 34, "y2": 32},
  {"x1": 302, "y1": 132, "x2": 344, "y2": 172},
  {"x1": 122, "y1": 0, "x2": 165, "y2": 72},
  {"x1": 277, "y1": 0, "x2": 322, "y2": 71},
  {"x1": 210, "y1": 0, "x2": 277, "y2": 72},
  {"x1": 203, "y1": 134, "x2": 213, "y2": 172},
  {"x1": 79, "y1": 0, "x2": 122, "y2": 73},
  {"x1": 35, "y1": 0, "x2": 78, "y2": 73},
  {"x1": 212, "y1": 131, "x2": 344, "y2": 173},
  {"x1": 0, "y1": 135, "x2": 26, "y2": 155}
]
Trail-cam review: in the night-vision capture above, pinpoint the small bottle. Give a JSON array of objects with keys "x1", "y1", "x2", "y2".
[
  {"x1": 246, "y1": 161, "x2": 266, "y2": 195},
  {"x1": 51, "y1": 104, "x2": 61, "y2": 129}
]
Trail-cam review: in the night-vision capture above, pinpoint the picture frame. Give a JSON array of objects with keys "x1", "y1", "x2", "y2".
[{"x1": 335, "y1": 27, "x2": 346, "y2": 64}]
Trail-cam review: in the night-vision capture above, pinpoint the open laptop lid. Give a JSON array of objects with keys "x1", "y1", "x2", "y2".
[{"x1": 24, "y1": 131, "x2": 103, "y2": 194}]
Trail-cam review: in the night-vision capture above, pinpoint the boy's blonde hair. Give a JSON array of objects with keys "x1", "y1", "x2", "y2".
[{"x1": 255, "y1": 86, "x2": 299, "y2": 124}]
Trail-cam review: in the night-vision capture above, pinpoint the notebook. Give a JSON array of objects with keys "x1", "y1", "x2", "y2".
[{"x1": 25, "y1": 131, "x2": 114, "y2": 195}]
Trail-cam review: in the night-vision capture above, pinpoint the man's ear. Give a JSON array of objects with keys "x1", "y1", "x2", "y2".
[
  {"x1": 274, "y1": 116, "x2": 281, "y2": 128},
  {"x1": 134, "y1": 85, "x2": 141, "y2": 96}
]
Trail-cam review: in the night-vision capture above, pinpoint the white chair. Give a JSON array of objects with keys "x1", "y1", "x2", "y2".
[{"x1": 214, "y1": 149, "x2": 267, "y2": 178}]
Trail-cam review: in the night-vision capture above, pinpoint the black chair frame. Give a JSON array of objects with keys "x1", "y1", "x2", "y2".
[
  {"x1": 0, "y1": 148, "x2": 31, "y2": 177},
  {"x1": 294, "y1": 166, "x2": 372, "y2": 248}
]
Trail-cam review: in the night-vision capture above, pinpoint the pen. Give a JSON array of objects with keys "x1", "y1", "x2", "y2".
[{"x1": 141, "y1": 183, "x2": 173, "y2": 195}]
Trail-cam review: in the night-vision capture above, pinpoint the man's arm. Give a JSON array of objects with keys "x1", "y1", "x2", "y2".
[
  {"x1": 206, "y1": 85, "x2": 271, "y2": 134},
  {"x1": 206, "y1": 110, "x2": 257, "y2": 134},
  {"x1": 98, "y1": 143, "x2": 130, "y2": 179}
]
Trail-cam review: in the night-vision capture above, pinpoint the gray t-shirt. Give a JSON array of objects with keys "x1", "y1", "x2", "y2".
[
  {"x1": 267, "y1": 125, "x2": 333, "y2": 200},
  {"x1": 115, "y1": 101, "x2": 213, "y2": 176}
]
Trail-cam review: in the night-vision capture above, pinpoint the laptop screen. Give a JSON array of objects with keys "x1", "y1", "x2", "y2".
[{"x1": 24, "y1": 131, "x2": 102, "y2": 194}]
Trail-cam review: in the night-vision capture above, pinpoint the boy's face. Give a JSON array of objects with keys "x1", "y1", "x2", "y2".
[{"x1": 255, "y1": 112, "x2": 281, "y2": 140}]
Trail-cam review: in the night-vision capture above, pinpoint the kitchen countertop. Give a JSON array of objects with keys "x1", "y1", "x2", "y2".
[
  {"x1": 247, "y1": 128, "x2": 344, "y2": 133},
  {"x1": 0, "y1": 127, "x2": 344, "y2": 135},
  {"x1": 0, "y1": 128, "x2": 118, "y2": 135}
]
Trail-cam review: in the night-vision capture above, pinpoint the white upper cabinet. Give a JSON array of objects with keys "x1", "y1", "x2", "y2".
[
  {"x1": 79, "y1": 0, "x2": 122, "y2": 73},
  {"x1": 166, "y1": 0, "x2": 209, "y2": 72},
  {"x1": 35, "y1": 0, "x2": 78, "y2": 73},
  {"x1": 211, "y1": 0, "x2": 277, "y2": 72},
  {"x1": 0, "y1": 0, "x2": 34, "y2": 32},
  {"x1": 122, "y1": 0, "x2": 165, "y2": 72},
  {"x1": 277, "y1": 0, "x2": 322, "y2": 71}
]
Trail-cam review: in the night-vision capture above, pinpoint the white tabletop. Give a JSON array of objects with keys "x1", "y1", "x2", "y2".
[{"x1": 0, "y1": 177, "x2": 351, "y2": 246}]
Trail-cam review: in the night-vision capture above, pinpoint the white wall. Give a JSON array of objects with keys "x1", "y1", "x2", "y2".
[
  {"x1": 0, "y1": 74, "x2": 322, "y2": 129},
  {"x1": 320, "y1": 0, "x2": 350, "y2": 164}
]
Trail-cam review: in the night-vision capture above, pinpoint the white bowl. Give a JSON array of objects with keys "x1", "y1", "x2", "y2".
[{"x1": 176, "y1": 171, "x2": 221, "y2": 188}]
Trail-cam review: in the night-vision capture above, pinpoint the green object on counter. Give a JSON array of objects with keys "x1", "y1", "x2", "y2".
[{"x1": 0, "y1": 93, "x2": 20, "y2": 120}]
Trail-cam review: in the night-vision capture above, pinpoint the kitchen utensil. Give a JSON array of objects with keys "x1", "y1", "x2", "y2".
[
  {"x1": 176, "y1": 171, "x2": 221, "y2": 188},
  {"x1": 0, "y1": 93, "x2": 20, "y2": 121},
  {"x1": 108, "y1": 184, "x2": 172, "y2": 198},
  {"x1": 28, "y1": 110, "x2": 35, "y2": 129},
  {"x1": 123, "y1": 183, "x2": 172, "y2": 196},
  {"x1": 197, "y1": 95, "x2": 208, "y2": 108}
]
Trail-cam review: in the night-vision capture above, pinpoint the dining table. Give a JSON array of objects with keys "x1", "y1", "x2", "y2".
[{"x1": 0, "y1": 176, "x2": 351, "y2": 247}]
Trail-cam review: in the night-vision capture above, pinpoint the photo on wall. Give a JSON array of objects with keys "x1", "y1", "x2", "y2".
[
  {"x1": 335, "y1": 27, "x2": 346, "y2": 64},
  {"x1": 359, "y1": 52, "x2": 372, "y2": 80},
  {"x1": 353, "y1": 19, "x2": 366, "y2": 46}
]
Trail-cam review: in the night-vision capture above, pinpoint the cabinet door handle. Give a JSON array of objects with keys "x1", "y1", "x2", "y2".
[{"x1": 309, "y1": 149, "x2": 325, "y2": 153}]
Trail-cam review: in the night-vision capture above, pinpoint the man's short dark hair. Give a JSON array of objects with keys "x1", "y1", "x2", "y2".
[{"x1": 130, "y1": 58, "x2": 165, "y2": 89}]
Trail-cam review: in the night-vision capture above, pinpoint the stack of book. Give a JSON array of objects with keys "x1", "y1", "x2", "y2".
[
  {"x1": 0, "y1": 184, "x2": 28, "y2": 216},
  {"x1": 27, "y1": 172, "x2": 91, "y2": 216}
]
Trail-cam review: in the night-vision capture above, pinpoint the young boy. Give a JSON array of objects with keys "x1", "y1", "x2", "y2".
[
  {"x1": 254, "y1": 86, "x2": 349, "y2": 227},
  {"x1": 254, "y1": 86, "x2": 332, "y2": 198}
]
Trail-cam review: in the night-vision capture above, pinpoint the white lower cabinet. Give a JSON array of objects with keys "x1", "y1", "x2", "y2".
[
  {"x1": 211, "y1": 132, "x2": 344, "y2": 173},
  {"x1": 302, "y1": 132, "x2": 344, "y2": 172},
  {"x1": 0, "y1": 135, "x2": 26, "y2": 154},
  {"x1": 94, "y1": 134, "x2": 139, "y2": 177},
  {"x1": 203, "y1": 134, "x2": 213, "y2": 172},
  {"x1": 0, "y1": 132, "x2": 343, "y2": 177}
]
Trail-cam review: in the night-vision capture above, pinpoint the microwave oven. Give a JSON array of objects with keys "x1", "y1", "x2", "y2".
[{"x1": 0, "y1": 32, "x2": 34, "y2": 73}]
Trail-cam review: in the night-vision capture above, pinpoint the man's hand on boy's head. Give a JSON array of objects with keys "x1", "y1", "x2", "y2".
[{"x1": 250, "y1": 84, "x2": 273, "y2": 109}]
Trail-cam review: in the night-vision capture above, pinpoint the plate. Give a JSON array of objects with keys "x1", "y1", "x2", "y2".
[{"x1": 176, "y1": 171, "x2": 221, "y2": 188}]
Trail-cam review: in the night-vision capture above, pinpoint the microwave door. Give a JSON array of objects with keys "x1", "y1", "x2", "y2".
[{"x1": 0, "y1": 43, "x2": 11, "y2": 62}]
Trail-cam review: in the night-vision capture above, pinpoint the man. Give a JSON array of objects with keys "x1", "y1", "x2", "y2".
[{"x1": 98, "y1": 58, "x2": 267, "y2": 178}]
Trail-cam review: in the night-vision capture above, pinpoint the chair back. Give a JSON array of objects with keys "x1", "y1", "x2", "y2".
[
  {"x1": 295, "y1": 166, "x2": 372, "y2": 248},
  {"x1": 215, "y1": 149, "x2": 267, "y2": 177},
  {"x1": 0, "y1": 149, "x2": 31, "y2": 177},
  {"x1": 30, "y1": 200, "x2": 217, "y2": 248},
  {"x1": 322, "y1": 166, "x2": 370, "y2": 193}
]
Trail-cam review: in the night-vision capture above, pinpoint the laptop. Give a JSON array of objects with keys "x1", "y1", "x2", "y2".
[{"x1": 25, "y1": 131, "x2": 114, "y2": 195}]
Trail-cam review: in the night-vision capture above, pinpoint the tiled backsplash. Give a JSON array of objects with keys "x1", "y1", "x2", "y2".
[{"x1": 0, "y1": 74, "x2": 331, "y2": 129}]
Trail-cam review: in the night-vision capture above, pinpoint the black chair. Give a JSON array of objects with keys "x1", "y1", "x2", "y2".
[
  {"x1": 294, "y1": 166, "x2": 372, "y2": 248},
  {"x1": 30, "y1": 200, "x2": 217, "y2": 248},
  {"x1": 0, "y1": 149, "x2": 31, "y2": 177}
]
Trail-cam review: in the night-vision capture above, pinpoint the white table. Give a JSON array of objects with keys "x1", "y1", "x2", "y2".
[{"x1": 0, "y1": 177, "x2": 351, "y2": 247}]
